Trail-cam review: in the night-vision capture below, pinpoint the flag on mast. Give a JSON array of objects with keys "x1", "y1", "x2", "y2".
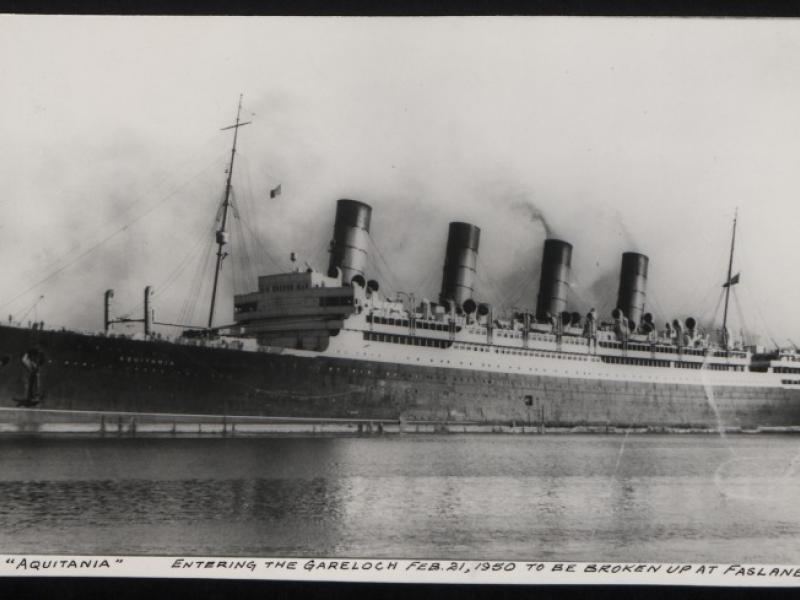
[
  {"x1": 722, "y1": 272, "x2": 740, "y2": 287},
  {"x1": 269, "y1": 184, "x2": 282, "y2": 199}
]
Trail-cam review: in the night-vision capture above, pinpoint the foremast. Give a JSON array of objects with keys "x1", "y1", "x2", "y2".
[{"x1": 207, "y1": 94, "x2": 251, "y2": 329}]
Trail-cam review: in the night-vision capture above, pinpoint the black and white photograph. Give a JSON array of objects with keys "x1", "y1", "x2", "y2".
[{"x1": 1, "y1": 15, "x2": 800, "y2": 585}]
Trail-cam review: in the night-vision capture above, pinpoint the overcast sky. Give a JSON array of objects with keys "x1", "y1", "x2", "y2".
[{"x1": 2, "y1": 16, "x2": 800, "y2": 345}]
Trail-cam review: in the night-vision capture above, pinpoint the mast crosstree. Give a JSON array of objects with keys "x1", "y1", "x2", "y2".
[{"x1": 207, "y1": 94, "x2": 252, "y2": 329}]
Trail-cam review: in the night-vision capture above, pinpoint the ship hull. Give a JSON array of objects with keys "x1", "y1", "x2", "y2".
[{"x1": 1, "y1": 325, "x2": 800, "y2": 431}]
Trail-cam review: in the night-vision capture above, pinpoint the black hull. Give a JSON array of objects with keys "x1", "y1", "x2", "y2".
[{"x1": 1, "y1": 325, "x2": 800, "y2": 430}]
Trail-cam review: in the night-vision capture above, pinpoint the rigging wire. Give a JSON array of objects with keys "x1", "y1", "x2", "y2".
[
  {"x1": 227, "y1": 153, "x2": 286, "y2": 272},
  {"x1": 10, "y1": 108, "x2": 264, "y2": 331},
  {"x1": 231, "y1": 207, "x2": 247, "y2": 291},
  {"x1": 694, "y1": 278, "x2": 725, "y2": 320},
  {"x1": 156, "y1": 221, "x2": 219, "y2": 298},
  {"x1": 409, "y1": 263, "x2": 441, "y2": 302},
  {"x1": 229, "y1": 206, "x2": 245, "y2": 294},
  {"x1": 118, "y1": 219, "x2": 218, "y2": 320},
  {"x1": 25, "y1": 147, "x2": 225, "y2": 281},
  {"x1": 230, "y1": 154, "x2": 263, "y2": 283},
  {"x1": 366, "y1": 234, "x2": 403, "y2": 295},
  {"x1": 367, "y1": 260, "x2": 396, "y2": 298},
  {"x1": 366, "y1": 236, "x2": 399, "y2": 291},
  {"x1": 178, "y1": 218, "x2": 218, "y2": 327},
  {"x1": 107, "y1": 134, "x2": 226, "y2": 224},
  {"x1": 665, "y1": 226, "x2": 731, "y2": 319},
  {"x1": 645, "y1": 231, "x2": 728, "y2": 327},
  {"x1": 494, "y1": 262, "x2": 536, "y2": 310},
  {"x1": 237, "y1": 150, "x2": 261, "y2": 219},
  {"x1": 699, "y1": 288, "x2": 725, "y2": 330},
  {"x1": 704, "y1": 289, "x2": 725, "y2": 341},
  {"x1": 233, "y1": 192, "x2": 260, "y2": 285},
  {"x1": 472, "y1": 271, "x2": 504, "y2": 308},
  {"x1": 473, "y1": 255, "x2": 506, "y2": 306},
  {"x1": 227, "y1": 192, "x2": 244, "y2": 293},
  {"x1": 699, "y1": 289, "x2": 725, "y2": 352},
  {"x1": 740, "y1": 284, "x2": 780, "y2": 350},
  {"x1": 234, "y1": 98, "x2": 281, "y2": 280},
  {"x1": 732, "y1": 222, "x2": 780, "y2": 348},
  {"x1": 237, "y1": 217, "x2": 285, "y2": 272},
  {"x1": 16, "y1": 295, "x2": 45, "y2": 325},
  {"x1": 190, "y1": 243, "x2": 218, "y2": 326},
  {"x1": 731, "y1": 287, "x2": 750, "y2": 345},
  {"x1": 0, "y1": 152, "x2": 226, "y2": 314},
  {"x1": 173, "y1": 188, "x2": 228, "y2": 325},
  {"x1": 18, "y1": 138, "x2": 226, "y2": 284},
  {"x1": 231, "y1": 198, "x2": 258, "y2": 292}
]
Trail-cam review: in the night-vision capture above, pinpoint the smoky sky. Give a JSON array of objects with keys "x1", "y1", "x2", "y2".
[{"x1": 3, "y1": 17, "x2": 800, "y2": 345}]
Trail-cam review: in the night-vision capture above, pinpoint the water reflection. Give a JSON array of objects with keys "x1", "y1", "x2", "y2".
[
  {"x1": 0, "y1": 435, "x2": 798, "y2": 561},
  {"x1": 1, "y1": 477, "x2": 336, "y2": 524}
]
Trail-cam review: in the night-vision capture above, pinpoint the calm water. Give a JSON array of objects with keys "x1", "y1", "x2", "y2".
[{"x1": 1, "y1": 434, "x2": 799, "y2": 562}]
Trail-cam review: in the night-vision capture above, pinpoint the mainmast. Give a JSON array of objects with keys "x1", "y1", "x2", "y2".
[
  {"x1": 721, "y1": 208, "x2": 738, "y2": 349},
  {"x1": 207, "y1": 94, "x2": 251, "y2": 330}
]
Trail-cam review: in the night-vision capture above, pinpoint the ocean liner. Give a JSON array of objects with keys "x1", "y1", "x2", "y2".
[{"x1": 2, "y1": 99, "x2": 800, "y2": 434}]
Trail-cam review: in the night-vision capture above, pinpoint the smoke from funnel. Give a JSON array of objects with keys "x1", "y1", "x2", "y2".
[{"x1": 511, "y1": 199, "x2": 553, "y2": 238}]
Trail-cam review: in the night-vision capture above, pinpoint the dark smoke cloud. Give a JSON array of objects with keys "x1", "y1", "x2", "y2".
[
  {"x1": 577, "y1": 269, "x2": 619, "y2": 320},
  {"x1": 509, "y1": 198, "x2": 554, "y2": 239},
  {"x1": 3, "y1": 17, "x2": 799, "y2": 347}
]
